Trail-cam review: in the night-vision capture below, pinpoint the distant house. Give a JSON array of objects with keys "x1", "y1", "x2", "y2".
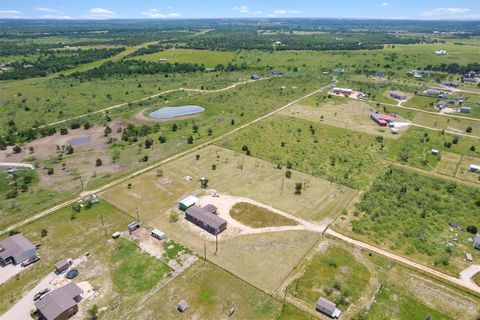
[
  {"x1": 469, "y1": 164, "x2": 480, "y2": 173},
  {"x1": 0, "y1": 234, "x2": 37, "y2": 266},
  {"x1": 185, "y1": 206, "x2": 227, "y2": 235},
  {"x1": 35, "y1": 283, "x2": 83, "y2": 320},
  {"x1": 431, "y1": 149, "x2": 439, "y2": 155},
  {"x1": 54, "y1": 258, "x2": 73, "y2": 274},
  {"x1": 443, "y1": 81, "x2": 459, "y2": 88},
  {"x1": 426, "y1": 88, "x2": 442, "y2": 96},
  {"x1": 474, "y1": 233, "x2": 480, "y2": 250},
  {"x1": 316, "y1": 297, "x2": 341, "y2": 319},
  {"x1": 390, "y1": 91, "x2": 407, "y2": 100},
  {"x1": 370, "y1": 113, "x2": 388, "y2": 127},
  {"x1": 271, "y1": 71, "x2": 284, "y2": 77},
  {"x1": 179, "y1": 195, "x2": 199, "y2": 211},
  {"x1": 460, "y1": 106, "x2": 471, "y2": 113},
  {"x1": 434, "y1": 50, "x2": 447, "y2": 55},
  {"x1": 159, "y1": 58, "x2": 168, "y2": 62},
  {"x1": 251, "y1": 75, "x2": 260, "y2": 80},
  {"x1": 333, "y1": 87, "x2": 352, "y2": 95},
  {"x1": 436, "y1": 101, "x2": 448, "y2": 109},
  {"x1": 178, "y1": 300, "x2": 189, "y2": 313},
  {"x1": 151, "y1": 228, "x2": 166, "y2": 240}
]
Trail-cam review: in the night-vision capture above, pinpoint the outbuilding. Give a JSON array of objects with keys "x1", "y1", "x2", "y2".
[
  {"x1": 431, "y1": 149, "x2": 439, "y2": 155},
  {"x1": 128, "y1": 221, "x2": 141, "y2": 233},
  {"x1": 0, "y1": 234, "x2": 37, "y2": 266},
  {"x1": 178, "y1": 300, "x2": 189, "y2": 313},
  {"x1": 185, "y1": 206, "x2": 227, "y2": 235},
  {"x1": 316, "y1": 297, "x2": 341, "y2": 319},
  {"x1": 474, "y1": 233, "x2": 480, "y2": 250},
  {"x1": 426, "y1": 89, "x2": 441, "y2": 96},
  {"x1": 151, "y1": 229, "x2": 166, "y2": 240},
  {"x1": 35, "y1": 283, "x2": 83, "y2": 320},
  {"x1": 271, "y1": 71, "x2": 284, "y2": 77},
  {"x1": 179, "y1": 195, "x2": 199, "y2": 211},
  {"x1": 55, "y1": 258, "x2": 73, "y2": 274},
  {"x1": 460, "y1": 106, "x2": 471, "y2": 113},
  {"x1": 251, "y1": 75, "x2": 260, "y2": 80},
  {"x1": 390, "y1": 91, "x2": 407, "y2": 100},
  {"x1": 469, "y1": 165, "x2": 480, "y2": 173},
  {"x1": 436, "y1": 101, "x2": 448, "y2": 109},
  {"x1": 333, "y1": 87, "x2": 352, "y2": 95}
]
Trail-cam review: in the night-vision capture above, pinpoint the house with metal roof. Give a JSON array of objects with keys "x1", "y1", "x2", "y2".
[
  {"x1": 185, "y1": 206, "x2": 227, "y2": 235},
  {"x1": 436, "y1": 100, "x2": 448, "y2": 109},
  {"x1": 390, "y1": 91, "x2": 407, "y2": 100},
  {"x1": 35, "y1": 283, "x2": 83, "y2": 320},
  {"x1": 316, "y1": 297, "x2": 341, "y2": 318},
  {"x1": 54, "y1": 258, "x2": 73, "y2": 274},
  {"x1": 0, "y1": 234, "x2": 37, "y2": 266}
]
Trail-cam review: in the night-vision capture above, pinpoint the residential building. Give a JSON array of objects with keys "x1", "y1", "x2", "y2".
[
  {"x1": 316, "y1": 297, "x2": 341, "y2": 318},
  {"x1": 436, "y1": 101, "x2": 448, "y2": 109},
  {"x1": 426, "y1": 89, "x2": 442, "y2": 96},
  {"x1": 333, "y1": 87, "x2": 352, "y2": 95},
  {"x1": 185, "y1": 206, "x2": 227, "y2": 235},
  {"x1": 390, "y1": 91, "x2": 407, "y2": 100},
  {"x1": 35, "y1": 283, "x2": 83, "y2": 320},
  {"x1": 0, "y1": 234, "x2": 37, "y2": 266},
  {"x1": 460, "y1": 106, "x2": 471, "y2": 113}
]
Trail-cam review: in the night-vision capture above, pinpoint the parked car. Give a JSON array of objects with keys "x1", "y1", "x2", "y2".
[
  {"x1": 66, "y1": 269, "x2": 79, "y2": 279},
  {"x1": 21, "y1": 255, "x2": 40, "y2": 267},
  {"x1": 33, "y1": 288, "x2": 50, "y2": 301}
]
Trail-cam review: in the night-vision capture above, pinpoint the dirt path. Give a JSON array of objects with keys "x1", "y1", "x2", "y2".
[
  {"x1": 411, "y1": 123, "x2": 480, "y2": 140},
  {"x1": 459, "y1": 265, "x2": 480, "y2": 288}
]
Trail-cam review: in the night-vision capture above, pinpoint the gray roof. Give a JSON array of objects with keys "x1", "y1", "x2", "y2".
[
  {"x1": 436, "y1": 100, "x2": 448, "y2": 106},
  {"x1": 55, "y1": 259, "x2": 71, "y2": 270},
  {"x1": 475, "y1": 233, "x2": 480, "y2": 244},
  {"x1": 185, "y1": 206, "x2": 226, "y2": 230},
  {"x1": 0, "y1": 234, "x2": 36, "y2": 262},
  {"x1": 35, "y1": 283, "x2": 83, "y2": 320},
  {"x1": 316, "y1": 297, "x2": 336, "y2": 314},
  {"x1": 203, "y1": 204, "x2": 217, "y2": 214},
  {"x1": 178, "y1": 299, "x2": 189, "y2": 311}
]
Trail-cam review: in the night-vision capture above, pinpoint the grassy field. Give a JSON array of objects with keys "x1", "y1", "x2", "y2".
[
  {"x1": 217, "y1": 114, "x2": 390, "y2": 189},
  {"x1": 0, "y1": 201, "x2": 131, "y2": 314},
  {"x1": 473, "y1": 272, "x2": 480, "y2": 286},
  {"x1": 230, "y1": 202, "x2": 299, "y2": 228},
  {"x1": 412, "y1": 112, "x2": 480, "y2": 138},
  {"x1": 129, "y1": 260, "x2": 314, "y2": 320},
  {"x1": 130, "y1": 49, "x2": 237, "y2": 67},
  {"x1": 338, "y1": 166, "x2": 480, "y2": 275}
]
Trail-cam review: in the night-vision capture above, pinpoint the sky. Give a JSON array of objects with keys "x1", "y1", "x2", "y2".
[{"x1": 0, "y1": 0, "x2": 479, "y2": 20}]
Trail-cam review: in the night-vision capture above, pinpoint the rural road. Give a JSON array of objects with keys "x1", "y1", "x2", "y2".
[{"x1": 0, "y1": 162, "x2": 35, "y2": 169}]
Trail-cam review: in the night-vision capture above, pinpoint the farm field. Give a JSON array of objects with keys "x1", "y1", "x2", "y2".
[
  {"x1": 287, "y1": 239, "x2": 480, "y2": 320},
  {"x1": 217, "y1": 114, "x2": 391, "y2": 189},
  {"x1": 129, "y1": 48, "x2": 237, "y2": 67},
  {"x1": 333, "y1": 166, "x2": 480, "y2": 275},
  {"x1": 412, "y1": 112, "x2": 480, "y2": 138}
]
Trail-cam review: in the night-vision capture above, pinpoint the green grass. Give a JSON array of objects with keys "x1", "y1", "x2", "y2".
[
  {"x1": 294, "y1": 245, "x2": 370, "y2": 307},
  {"x1": 365, "y1": 284, "x2": 453, "y2": 320},
  {"x1": 350, "y1": 166, "x2": 480, "y2": 274},
  {"x1": 162, "y1": 239, "x2": 193, "y2": 261},
  {"x1": 218, "y1": 115, "x2": 390, "y2": 189},
  {"x1": 473, "y1": 272, "x2": 480, "y2": 286},
  {"x1": 0, "y1": 201, "x2": 131, "y2": 314},
  {"x1": 230, "y1": 202, "x2": 299, "y2": 228},
  {"x1": 130, "y1": 48, "x2": 237, "y2": 67},
  {"x1": 111, "y1": 238, "x2": 170, "y2": 294}
]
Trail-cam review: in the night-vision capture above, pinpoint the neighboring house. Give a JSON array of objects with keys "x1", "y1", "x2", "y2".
[
  {"x1": 271, "y1": 71, "x2": 284, "y2": 76},
  {"x1": 426, "y1": 88, "x2": 442, "y2": 96},
  {"x1": 151, "y1": 228, "x2": 166, "y2": 240},
  {"x1": 54, "y1": 259, "x2": 73, "y2": 274},
  {"x1": 316, "y1": 297, "x2": 341, "y2": 319},
  {"x1": 474, "y1": 233, "x2": 480, "y2": 250},
  {"x1": 375, "y1": 71, "x2": 385, "y2": 78},
  {"x1": 0, "y1": 234, "x2": 37, "y2": 266},
  {"x1": 185, "y1": 206, "x2": 227, "y2": 235},
  {"x1": 431, "y1": 149, "x2": 439, "y2": 155},
  {"x1": 390, "y1": 91, "x2": 407, "y2": 100},
  {"x1": 443, "y1": 81, "x2": 460, "y2": 88},
  {"x1": 332, "y1": 87, "x2": 352, "y2": 95},
  {"x1": 179, "y1": 195, "x2": 199, "y2": 211},
  {"x1": 370, "y1": 113, "x2": 388, "y2": 127},
  {"x1": 35, "y1": 283, "x2": 83, "y2": 320},
  {"x1": 436, "y1": 101, "x2": 448, "y2": 109}
]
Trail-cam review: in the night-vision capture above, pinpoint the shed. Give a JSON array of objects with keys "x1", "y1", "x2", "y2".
[
  {"x1": 469, "y1": 165, "x2": 480, "y2": 173},
  {"x1": 375, "y1": 71, "x2": 385, "y2": 78},
  {"x1": 271, "y1": 71, "x2": 284, "y2": 77},
  {"x1": 151, "y1": 229, "x2": 166, "y2": 240},
  {"x1": 128, "y1": 221, "x2": 141, "y2": 232},
  {"x1": 474, "y1": 233, "x2": 480, "y2": 250},
  {"x1": 431, "y1": 149, "x2": 439, "y2": 155},
  {"x1": 460, "y1": 106, "x2": 471, "y2": 113},
  {"x1": 178, "y1": 300, "x2": 189, "y2": 313},
  {"x1": 55, "y1": 258, "x2": 73, "y2": 274},
  {"x1": 35, "y1": 283, "x2": 83, "y2": 320},
  {"x1": 466, "y1": 253, "x2": 473, "y2": 262},
  {"x1": 436, "y1": 101, "x2": 448, "y2": 109},
  {"x1": 316, "y1": 297, "x2": 341, "y2": 318},
  {"x1": 112, "y1": 232, "x2": 121, "y2": 239},
  {"x1": 179, "y1": 195, "x2": 199, "y2": 211},
  {"x1": 0, "y1": 234, "x2": 37, "y2": 266},
  {"x1": 251, "y1": 75, "x2": 260, "y2": 80}
]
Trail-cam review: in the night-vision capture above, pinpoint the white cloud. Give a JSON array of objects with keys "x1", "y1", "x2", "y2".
[
  {"x1": 269, "y1": 9, "x2": 300, "y2": 16},
  {"x1": 35, "y1": 7, "x2": 60, "y2": 13},
  {"x1": 141, "y1": 9, "x2": 181, "y2": 18},
  {"x1": 380, "y1": 2, "x2": 390, "y2": 7},
  {"x1": 0, "y1": 9, "x2": 24, "y2": 18},
  {"x1": 422, "y1": 7, "x2": 471, "y2": 18},
  {"x1": 40, "y1": 14, "x2": 72, "y2": 19},
  {"x1": 87, "y1": 7, "x2": 116, "y2": 19},
  {"x1": 233, "y1": 5, "x2": 261, "y2": 15}
]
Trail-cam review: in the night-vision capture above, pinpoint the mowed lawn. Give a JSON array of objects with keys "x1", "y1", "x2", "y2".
[
  {"x1": 0, "y1": 201, "x2": 131, "y2": 315},
  {"x1": 132, "y1": 261, "x2": 314, "y2": 320},
  {"x1": 129, "y1": 49, "x2": 237, "y2": 67},
  {"x1": 230, "y1": 202, "x2": 299, "y2": 228},
  {"x1": 217, "y1": 114, "x2": 390, "y2": 189}
]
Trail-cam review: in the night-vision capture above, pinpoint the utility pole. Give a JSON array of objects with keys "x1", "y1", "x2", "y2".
[
  {"x1": 135, "y1": 206, "x2": 140, "y2": 222},
  {"x1": 79, "y1": 175, "x2": 84, "y2": 191},
  {"x1": 100, "y1": 214, "x2": 107, "y2": 239},
  {"x1": 280, "y1": 177, "x2": 284, "y2": 195},
  {"x1": 282, "y1": 285, "x2": 287, "y2": 311}
]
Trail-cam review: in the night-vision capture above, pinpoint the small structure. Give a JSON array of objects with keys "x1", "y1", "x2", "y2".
[
  {"x1": 271, "y1": 71, "x2": 284, "y2": 77},
  {"x1": 434, "y1": 50, "x2": 447, "y2": 55},
  {"x1": 370, "y1": 113, "x2": 388, "y2": 127},
  {"x1": 375, "y1": 71, "x2": 385, "y2": 78},
  {"x1": 390, "y1": 91, "x2": 407, "y2": 100},
  {"x1": 460, "y1": 106, "x2": 471, "y2": 113},
  {"x1": 0, "y1": 234, "x2": 37, "y2": 266},
  {"x1": 474, "y1": 233, "x2": 480, "y2": 250},
  {"x1": 185, "y1": 206, "x2": 227, "y2": 235},
  {"x1": 178, "y1": 300, "x2": 189, "y2": 313},
  {"x1": 35, "y1": 282, "x2": 83, "y2": 320},
  {"x1": 179, "y1": 195, "x2": 199, "y2": 211},
  {"x1": 431, "y1": 149, "x2": 439, "y2": 155},
  {"x1": 316, "y1": 297, "x2": 341, "y2": 319},
  {"x1": 151, "y1": 228, "x2": 166, "y2": 240},
  {"x1": 333, "y1": 87, "x2": 352, "y2": 95},
  {"x1": 128, "y1": 221, "x2": 141, "y2": 233},
  {"x1": 203, "y1": 204, "x2": 218, "y2": 215},
  {"x1": 448, "y1": 221, "x2": 460, "y2": 229},
  {"x1": 436, "y1": 101, "x2": 448, "y2": 109},
  {"x1": 466, "y1": 253, "x2": 473, "y2": 262},
  {"x1": 112, "y1": 232, "x2": 121, "y2": 239},
  {"x1": 443, "y1": 81, "x2": 459, "y2": 88},
  {"x1": 250, "y1": 75, "x2": 260, "y2": 80},
  {"x1": 159, "y1": 58, "x2": 168, "y2": 62},
  {"x1": 54, "y1": 258, "x2": 73, "y2": 274},
  {"x1": 426, "y1": 88, "x2": 442, "y2": 96},
  {"x1": 469, "y1": 165, "x2": 480, "y2": 173}
]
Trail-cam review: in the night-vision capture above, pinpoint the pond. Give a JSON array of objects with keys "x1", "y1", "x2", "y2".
[
  {"x1": 67, "y1": 136, "x2": 92, "y2": 146},
  {"x1": 149, "y1": 105, "x2": 205, "y2": 119}
]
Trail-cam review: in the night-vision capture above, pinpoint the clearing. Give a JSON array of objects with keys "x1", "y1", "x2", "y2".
[{"x1": 229, "y1": 202, "x2": 299, "y2": 228}]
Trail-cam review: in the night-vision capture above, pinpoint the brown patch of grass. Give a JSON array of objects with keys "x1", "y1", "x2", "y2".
[{"x1": 230, "y1": 202, "x2": 299, "y2": 228}]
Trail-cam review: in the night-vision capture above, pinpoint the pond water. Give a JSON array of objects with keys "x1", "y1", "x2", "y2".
[
  {"x1": 67, "y1": 136, "x2": 92, "y2": 146},
  {"x1": 149, "y1": 105, "x2": 205, "y2": 119}
]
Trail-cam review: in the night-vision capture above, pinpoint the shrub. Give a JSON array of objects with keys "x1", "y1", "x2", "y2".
[
  {"x1": 169, "y1": 211, "x2": 179, "y2": 223},
  {"x1": 41, "y1": 229, "x2": 48, "y2": 238},
  {"x1": 467, "y1": 225, "x2": 478, "y2": 234},
  {"x1": 95, "y1": 158, "x2": 102, "y2": 166}
]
